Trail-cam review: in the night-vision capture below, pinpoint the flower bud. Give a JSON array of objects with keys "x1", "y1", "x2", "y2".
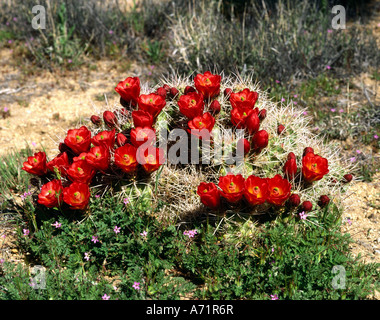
[
  {"x1": 103, "y1": 111, "x2": 118, "y2": 128},
  {"x1": 116, "y1": 133, "x2": 128, "y2": 147},
  {"x1": 288, "y1": 194, "x2": 301, "y2": 207},
  {"x1": 169, "y1": 87, "x2": 179, "y2": 99},
  {"x1": 155, "y1": 87, "x2": 167, "y2": 99},
  {"x1": 209, "y1": 100, "x2": 221, "y2": 115},
  {"x1": 277, "y1": 124, "x2": 285, "y2": 135},
  {"x1": 302, "y1": 201, "x2": 313, "y2": 212},
  {"x1": 287, "y1": 152, "x2": 296, "y2": 160},
  {"x1": 224, "y1": 88, "x2": 232, "y2": 98},
  {"x1": 258, "y1": 109, "x2": 267, "y2": 121},
  {"x1": 303, "y1": 147, "x2": 314, "y2": 157},
  {"x1": 184, "y1": 86, "x2": 196, "y2": 95},
  {"x1": 90, "y1": 115, "x2": 102, "y2": 126},
  {"x1": 343, "y1": 174, "x2": 353, "y2": 183},
  {"x1": 252, "y1": 130, "x2": 269, "y2": 151},
  {"x1": 318, "y1": 195, "x2": 330, "y2": 208}
]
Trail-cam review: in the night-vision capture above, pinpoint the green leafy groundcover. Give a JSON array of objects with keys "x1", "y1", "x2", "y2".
[{"x1": 0, "y1": 191, "x2": 378, "y2": 300}]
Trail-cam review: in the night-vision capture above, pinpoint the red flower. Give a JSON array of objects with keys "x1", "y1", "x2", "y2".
[
  {"x1": 246, "y1": 111, "x2": 260, "y2": 135},
  {"x1": 169, "y1": 87, "x2": 179, "y2": 99},
  {"x1": 37, "y1": 179, "x2": 64, "y2": 208},
  {"x1": 187, "y1": 112, "x2": 215, "y2": 138},
  {"x1": 231, "y1": 106, "x2": 254, "y2": 129},
  {"x1": 137, "y1": 147, "x2": 165, "y2": 173},
  {"x1": 130, "y1": 127, "x2": 156, "y2": 148},
  {"x1": 287, "y1": 152, "x2": 296, "y2": 160},
  {"x1": 114, "y1": 144, "x2": 138, "y2": 174},
  {"x1": 132, "y1": 110, "x2": 154, "y2": 128},
  {"x1": 63, "y1": 182, "x2": 91, "y2": 210},
  {"x1": 22, "y1": 151, "x2": 47, "y2": 176},
  {"x1": 302, "y1": 152, "x2": 329, "y2": 183},
  {"x1": 64, "y1": 126, "x2": 92, "y2": 155},
  {"x1": 67, "y1": 160, "x2": 96, "y2": 184},
  {"x1": 224, "y1": 88, "x2": 232, "y2": 99},
  {"x1": 115, "y1": 76, "x2": 140, "y2": 105},
  {"x1": 229, "y1": 88, "x2": 258, "y2": 109},
  {"x1": 218, "y1": 173, "x2": 245, "y2": 203},
  {"x1": 85, "y1": 145, "x2": 110, "y2": 171},
  {"x1": 283, "y1": 158, "x2": 297, "y2": 179},
  {"x1": 116, "y1": 133, "x2": 128, "y2": 147},
  {"x1": 138, "y1": 93, "x2": 166, "y2": 119},
  {"x1": 103, "y1": 111, "x2": 118, "y2": 128},
  {"x1": 266, "y1": 174, "x2": 292, "y2": 206},
  {"x1": 91, "y1": 129, "x2": 116, "y2": 151},
  {"x1": 73, "y1": 153, "x2": 87, "y2": 162},
  {"x1": 184, "y1": 86, "x2": 196, "y2": 95},
  {"x1": 209, "y1": 100, "x2": 221, "y2": 115},
  {"x1": 194, "y1": 71, "x2": 221, "y2": 100},
  {"x1": 244, "y1": 175, "x2": 269, "y2": 205},
  {"x1": 251, "y1": 130, "x2": 269, "y2": 151},
  {"x1": 197, "y1": 182, "x2": 221, "y2": 210},
  {"x1": 178, "y1": 92, "x2": 204, "y2": 119},
  {"x1": 47, "y1": 152, "x2": 70, "y2": 177}
]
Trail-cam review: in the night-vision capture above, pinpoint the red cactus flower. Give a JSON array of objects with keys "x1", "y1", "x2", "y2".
[
  {"x1": 116, "y1": 133, "x2": 128, "y2": 147},
  {"x1": 73, "y1": 153, "x2": 87, "y2": 162},
  {"x1": 283, "y1": 158, "x2": 297, "y2": 179},
  {"x1": 91, "y1": 129, "x2": 116, "y2": 151},
  {"x1": 47, "y1": 152, "x2": 70, "y2": 177},
  {"x1": 22, "y1": 151, "x2": 47, "y2": 176},
  {"x1": 64, "y1": 126, "x2": 92, "y2": 155},
  {"x1": 209, "y1": 100, "x2": 221, "y2": 115},
  {"x1": 130, "y1": 127, "x2": 156, "y2": 148},
  {"x1": 302, "y1": 152, "x2": 329, "y2": 183},
  {"x1": 67, "y1": 160, "x2": 96, "y2": 184},
  {"x1": 63, "y1": 182, "x2": 91, "y2": 210},
  {"x1": 37, "y1": 179, "x2": 64, "y2": 208},
  {"x1": 137, "y1": 147, "x2": 165, "y2": 173},
  {"x1": 85, "y1": 145, "x2": 110, "y2": 171},
  {"x1": 231, "y1": 106, "x2": 254, "y2": 129},
  {"x1": 302, "y1": 201, "x2": 313, "y2": 212},
  {"x1": 197, "y1": 182, "x2": 221, "y2": 210},
  {"x1": 229, "y1": 88, "x2": 258, "y2": 110},
  {"x1": 251, "y1": 130, "x2": 269, "y2": 151},
  {"x1": 178, "y1": 92, "x2": 205, "y2": 119},
  {"x1": 266, "y1": 174, "x2": 292, "y2": 206},
  {"x1": 246, "y1": 111, "x2": 260, "y2": 135},
  {"x1": 288, "y1": 193, "x2": 301, "y2": 207},
  {"x1": 138, "y1": 93, "x2": 166, "y2": 119},
  {"x1": 114, "y1": 144, "x2": 138, "y2": 174},
  {"x1": 187, "y1": 112, "x2": 215, "y2": 139},
  {"x1": 218, "y1": 173, "x2": 245, "y2": 203},
  {"x1": 244, "y1": 175, "x2": 269, "y2": 206},
  {"x1": 132, "y1": 110, "x2": 154, "y2": 128},
  {"x1": 194, "y1": 71, "x2": 221, "y2": 100},
  {"x1": 115, "y1": 76, "x2": 140, "y2": 105}
]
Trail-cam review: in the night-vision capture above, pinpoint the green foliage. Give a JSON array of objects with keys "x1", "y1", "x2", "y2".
[{"x1": 1, "y1": 191, "x2": 378, "y2": 300}]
